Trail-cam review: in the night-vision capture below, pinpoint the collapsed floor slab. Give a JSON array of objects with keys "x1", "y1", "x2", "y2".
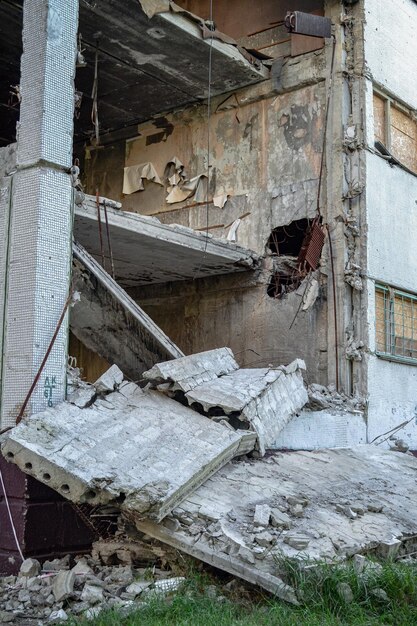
[
  {"x1": 71, "y1": 242, "x2": 184, "y2": 380},
  {"x1": 145, "y1": 355, "x2": 308, "y2": 455},
  {"x1": 132, "y1": 446, "x2": 417, "y2": 600},
  {"x1": 0, "y1": 380, "x2": 256, "y2": 522}
]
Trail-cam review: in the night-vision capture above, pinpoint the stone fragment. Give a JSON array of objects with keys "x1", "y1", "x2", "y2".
[
  {"x1": 367, "y1": 502, "x2": 383, "y2": 513},
  {"x1": 18, "y1": 589, "x2": 31, "y2": 603},
  {"x1": 377, "y1": 538, "x2": 401, "y2": 559},
  {"x1": 94, "y1": 364, "x2": 124, "y2": 393},
  {"x1": 125, "y1": 581, "x2": 151, "y2": 596},
  {"x1": 0, "y1": 612, "x2": 14, "y2": 623},
  {"x1": 352, "y1": 554, "x2": 366, "y2": 574},
  {"x1": 284, "y1": 535, "x2": 310, "y2": 550},
  {"x1": 52, "y1": 570, "x2": 75, "y2": 603},
  {"x1": 44, "y1": 556, "x2": 70, "y2": 572},
  {"x1": 337, "y1": 582, "x2": 354, "y2": 604},
  {"x1": 336, "y1": 504, "x2": 357, "y2": 519},
  {"x1": 254, "y1": 504, "x2": 271, "y2": 527},
  {"x1": 71, "y1": 559, "x2": 94, "y2": 576},
  {"x1": 286, "y1": 496, "x2": 308, "y2": 507},
  {"x1": 255, "y1": 531, "x2": 274, "y2": 547},
  {"x1": 371, "y1": 588, "x2": 389, "y2": 602},
  {"x1": 49, "y1": 609, "x2": 68, "y2": 622},
  {"x1": 84, "y1": 606, "x2": 103, "y2": 619},
  {"x1": 289, "y1": 503, "x2": 304, "y2": 518},
  {"x1": 270, "y1": 508, "x2": 292, "y2": 529},
  {"x1": 350, "y1": 503, "x2": 366, "y2": 515},
  {"x1": 19, "y1": 558, "x2": 41, "y2": 577},
  {"x1": 80, "y1": 583, "x2": 104, "y2": 605},
  {"x1": 237, "y1": 546, "x2": 255, "y2": 565},
  {"x1": 67, "y1": 386, "x2": 95, "y2": 408}
]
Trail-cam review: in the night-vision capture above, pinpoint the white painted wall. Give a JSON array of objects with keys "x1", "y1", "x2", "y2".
[
  {"x1": 365, "y1": 151, "x2": 417, "y2": 448},
  {"x1": 272, "y1": 409, "x2": 366, "y2": 450},
  {"x1": 364, "y1": 0, "x2": 417, "y2": 108}
]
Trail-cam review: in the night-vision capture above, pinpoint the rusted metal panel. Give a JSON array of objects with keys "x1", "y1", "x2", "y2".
[{"x1": 297, "y1": 220, "x2": 325, "y2": 271}]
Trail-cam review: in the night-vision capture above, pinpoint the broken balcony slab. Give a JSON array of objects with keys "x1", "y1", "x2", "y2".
[
  {"x1": 71, "y1": 242, "x2": 184, "y2": 380},
  {"x1": 74, "y1": 197, "x2": 261, "y2": 287},
  {"x1": 143, "y1": 347, "x2": 239, "y2": 392},
  {"x1": 132, "y1": 446, "x2": 417, "y2": 601},
  {"x1": 179, "y1": 359, "x2": 308, "y2": 455},
  {"x1": 75, "y1": 0, "x2": 269, "y2": 141},
  {"x1": 0, "y1": 379, "x2": 256, "y2": 523}
]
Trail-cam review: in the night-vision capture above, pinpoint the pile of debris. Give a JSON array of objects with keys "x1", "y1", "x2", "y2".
[
  {"x1": 0, "y1": 553, "x2": 186, "y2": 623},
  {"x1": 2, "y1": 348, "x2": 417, "y2": 608}
]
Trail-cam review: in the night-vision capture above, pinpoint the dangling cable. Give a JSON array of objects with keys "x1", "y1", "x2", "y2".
[
  {"x1": 316, "y1": 35, "x2": 337, "y2": 216},
  {"x1": 0, "y1": 467, "x2": 24, "y2": 561},
  {"x1": 91, "y1": 43, "x2": 100, "y2": 145},
  {"x1": 204, "y1": 0, "x2": 214, "y2": 252}
]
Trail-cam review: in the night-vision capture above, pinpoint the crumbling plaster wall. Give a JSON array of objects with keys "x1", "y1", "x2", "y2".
[
  {"x1": 362, "y1": 0, "x2": 417, "y2": 448},
  {"x1": 84, "y1": 44, "x2": 340, "y2": 382}
]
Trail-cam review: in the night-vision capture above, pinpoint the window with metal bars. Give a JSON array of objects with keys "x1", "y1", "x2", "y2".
[{"x1": 375, "y1": 284, "x2": 417, "y2": 364}]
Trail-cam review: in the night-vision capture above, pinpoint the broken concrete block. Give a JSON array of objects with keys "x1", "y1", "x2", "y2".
[
  {"x1": 143, "y1": 348, "x2": 239, "y2": 392},
  {"x1": 19, "y1": 558, "x2": 40, "y2": 578},
  {"x1": 254, "y1": 504, "x2": 271, "y2": 527},
  {"x1": 377, "y1": 538, "x2": 401, "y2": 559},
  {"x1": 71, "y1": 560, "x2": 94, "y2": 577},
  {"x1": 43, "y1": 556, "x2": 70, "y2": 571},
  {"x1": 352, "y1": 554, "x2": 366, "y2": 574},
  {"x1": 371, "y1": 588, "x2": 389, "y2": 602},
  {"x1": 184, "y1": 360, "x2": 308, "y2": 454},
  {"x1": 1, "y1": 385, "x2": 255, "y2": 522},
  {"x1": 81, "y1": 584, "x2": 104, "y2": 605},
  {"x1": 67, "y1": 386, "x2": 95, "y2": 408},
  {"x1": 125, "y1": 581, "x2": 151, "y2": 596},
  {"x1": 284, "y1": 535, "x2": 310, "y2": 550},
  {"x1": 94, "y1": 364, "x2": 124, "y2": 393},
  {"x1": 148, "y1": 577, "x2": 186, "y2": 595},
  {"x1": 52, "y1": 570, "x2": 75, "y2": 602},
  {"x1": 48, "y1": 609, "x2": 68, "y2": 622},
  {"x1": 255, "y1": 531, "x2": 274, "y2": 547},
  {"x1": 270, "y1": 509, "x2": 292, "y2": 529}
]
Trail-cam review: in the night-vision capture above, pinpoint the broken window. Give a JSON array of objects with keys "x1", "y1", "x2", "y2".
[
  {"x1": 376, "y1": 284, "x2": 417, "y2": 363},
  {"x1": 267, "y1": 218, "x2": 324, "y2": 299},
  {"x1": 373, "y1": 91, "x2": 417, "y2": 175}
]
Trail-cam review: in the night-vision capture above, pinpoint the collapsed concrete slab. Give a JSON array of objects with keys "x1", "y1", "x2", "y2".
[
  {"x1": 146, "y1": 354, "x2": 308, "y2": 455},
  {"x1": 143, "y1": 347, "x2": 239, "y2": 392},
  {"x1": 0, "y1": 379, "x2": 256, "y2": 522},
  {"x1": 132, "y1": 446, "x2": 417, "y2": 600},
  {"x1": 71, "y1": 242, "x2": 184, "y2": 380}
]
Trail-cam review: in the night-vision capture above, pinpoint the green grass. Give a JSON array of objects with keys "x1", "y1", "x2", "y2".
[{"x1": 71, "y1": 559, "x2": 417, "y2": 626}]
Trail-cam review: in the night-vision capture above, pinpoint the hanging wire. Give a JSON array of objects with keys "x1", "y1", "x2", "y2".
[
  {"x1": 204, "y1": 0, "x2": 214, "y2": 253},
  {"x1": 0, "y1": 467, "x2": 24, "y2": 561},
  {"x1": 91, "y1": 43, "x2": 100, "y2": 145}
]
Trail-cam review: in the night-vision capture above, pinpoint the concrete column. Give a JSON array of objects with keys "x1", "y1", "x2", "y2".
[{"x1": 0, "y1": 0, "x2": 78, "y2": 428}]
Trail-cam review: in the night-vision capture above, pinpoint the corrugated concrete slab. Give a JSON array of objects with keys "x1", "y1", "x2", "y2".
[
  {"x1": 71, "y1": 242, "x2": 184, "y2": 380},
  {"x1": 145, "y1": 355, "x2": 308, "y2": 455},
  {"x1": 74, "y1": 198, "x2": 261, "y2": 287},
  {"x1": 143, "y1": 347, "x2": 239, "y2": 392},
  {"x1": 133, "y1": 446, "x2": 417, "y2": 600},
  {"x1": 1, "y1": 379, "x2": 256, "y2": 522}
]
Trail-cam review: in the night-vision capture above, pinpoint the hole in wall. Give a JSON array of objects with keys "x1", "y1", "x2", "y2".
[
  {"x1": 25, "y1": 462, "x2": 33, "y2": 470},
  {"x1": 84, "y1": 490, "x2": 96, "y2": 500},
  {"x1": 267, "y1": 272, "x2": 304, "y2": 299},
  {"x1": 61, "y1": 484, "x2": 70, "y2": 493},
  {"x1": 6, "y1": 451, "x2": 14, "y2": 459},
  {"x1": 43, "y1": 473, "x2": 51, "y2": 481},
  {"x1": 267, "y1": 218, "x2": 310, "y2": 256}
]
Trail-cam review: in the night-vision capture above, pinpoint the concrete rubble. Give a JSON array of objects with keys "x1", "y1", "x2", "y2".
[
  {"x1": 3, "y1": 351, "x2": 417, "y2": 605},
  {"x1": 0, "y1": 552, "x2": 190, "y2": 623}
]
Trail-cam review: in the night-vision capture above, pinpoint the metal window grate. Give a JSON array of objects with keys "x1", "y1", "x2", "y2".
[{"x1": 376, "y1": 284, "x2": 417, "y2": 363}]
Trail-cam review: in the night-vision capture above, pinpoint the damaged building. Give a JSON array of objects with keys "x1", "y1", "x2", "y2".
[{"x1": 0, "y1": 0, "x2": 417, "y2": 594}]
